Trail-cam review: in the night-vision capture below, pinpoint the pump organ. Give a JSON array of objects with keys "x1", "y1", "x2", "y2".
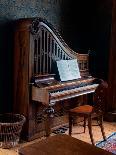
[{"x1": 13, "y1": 18, "x2": 98, "y2": 141}]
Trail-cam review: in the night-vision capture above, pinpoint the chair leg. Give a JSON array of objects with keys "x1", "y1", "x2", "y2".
[
  {"x1": 98, "y1": 115, "x2": 106, "y2": 141},
  {"x1": 83, "y1": 117, "x2": 87, "y2": 133},
  {"x1": 88, "y1": 116, "x2": 95, "y2": 145},
  {"x1": 69, "y1": 115, "x2": 73, "y2": 136}
]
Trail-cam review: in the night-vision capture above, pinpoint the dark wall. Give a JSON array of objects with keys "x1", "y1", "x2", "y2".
[
  {"x1": 61, "y1": 1, "x2": 97, "y2": 51},
  {"x1": 61, "y1": 0, "x2": 112, "y2": 79},
  {"x1": 0, "y1": 0, "x2": 64, "y2": 113},
  {"x1": 93, "y1": 0, "x2": 112, "y2": 79}
]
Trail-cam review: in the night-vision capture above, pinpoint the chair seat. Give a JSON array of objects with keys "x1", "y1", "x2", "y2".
[{"x1": 70, "y1": 105, "x2": 93, "y2": 114}]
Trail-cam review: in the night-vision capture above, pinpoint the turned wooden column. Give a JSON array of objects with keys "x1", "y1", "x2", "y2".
[{"x1": 108, "y1": 0, "x2": 116, "y2": 121}]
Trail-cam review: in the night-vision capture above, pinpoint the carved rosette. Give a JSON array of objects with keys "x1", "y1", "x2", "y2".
[
  {"x1": 30, "y1": 18, "x2": 41, "y2": 34},
  {"x1": 45, "y1": 107, "x2": 55, "y2": 118}
]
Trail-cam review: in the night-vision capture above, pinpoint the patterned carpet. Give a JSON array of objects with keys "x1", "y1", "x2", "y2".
[
  {"x1": 96, "y1": 132, "x2": 116, "y2": 154},
  {"x1": 0, "y1": 121, "x2": 116, "y2": 155}
]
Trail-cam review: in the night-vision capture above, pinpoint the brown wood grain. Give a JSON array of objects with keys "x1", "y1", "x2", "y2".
[
  {"x1": 108, "y1": 0, "x2": 116, "y2": 112},
  {"x1": 19, "y1": 134, "x2": 113, "y2": 155}
]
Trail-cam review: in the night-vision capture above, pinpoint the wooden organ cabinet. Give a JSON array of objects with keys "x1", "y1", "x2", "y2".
[{"x1": 13, "y1": 18, "x2": 98, "y2": 141}]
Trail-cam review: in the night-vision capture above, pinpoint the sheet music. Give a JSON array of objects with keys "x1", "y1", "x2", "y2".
[{"x1": 56, "y1": 59, "x2": 81, "y2": 82}]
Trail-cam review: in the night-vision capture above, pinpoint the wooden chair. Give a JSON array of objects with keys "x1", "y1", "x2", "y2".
[{"x1": 69, "y1": 80, "x2": 108, "y2": 145}]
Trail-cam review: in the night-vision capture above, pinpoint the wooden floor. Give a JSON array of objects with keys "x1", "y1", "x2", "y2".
[{"x1": 0, "y1": 121, "x2": 116, "y2": 155}]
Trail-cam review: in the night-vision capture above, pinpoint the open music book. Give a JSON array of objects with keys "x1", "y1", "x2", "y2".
[{"x1": 54, "y1": 59, "x2": 81, "y2": 82}]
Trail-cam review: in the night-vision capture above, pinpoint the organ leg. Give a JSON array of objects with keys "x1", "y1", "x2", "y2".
[{"x1": 44, "y1": 106, "x2": 54, "y2": 136}]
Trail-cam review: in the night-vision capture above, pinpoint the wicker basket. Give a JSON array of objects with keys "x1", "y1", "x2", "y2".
[{"x1": 0, "y1": 113, "x2": 26, "y2": 148}]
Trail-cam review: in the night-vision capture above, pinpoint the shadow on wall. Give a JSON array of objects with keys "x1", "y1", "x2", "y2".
[
  {"x1": 60, "y1": 0, "x2": 112, "y2": 80},
  {"x1": 0, "y1": 20, "x2": 14, "y2": 113},
  {"x1": 60, "y1": 0, "x2": 97, "y2": 52}
]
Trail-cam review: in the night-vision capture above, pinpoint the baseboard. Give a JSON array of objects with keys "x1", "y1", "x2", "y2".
[{"x1": 104, "y1": 111, "x2": 116, "y2": 122}]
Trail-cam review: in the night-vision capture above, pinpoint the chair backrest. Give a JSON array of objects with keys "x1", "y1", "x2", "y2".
[{"x1": 93, "y1": 80, "x2": 108, "y2": 114}]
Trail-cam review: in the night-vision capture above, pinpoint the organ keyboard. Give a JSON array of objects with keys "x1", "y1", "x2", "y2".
[{"x1": 32, "y1": 75, "x2": 99, "y2": 106}]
